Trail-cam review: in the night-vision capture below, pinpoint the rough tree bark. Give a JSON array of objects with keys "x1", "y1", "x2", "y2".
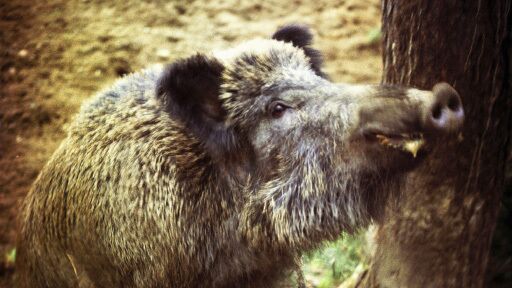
[{"x1": 362, "y1": 1, "x2": 512, "y2": 287}]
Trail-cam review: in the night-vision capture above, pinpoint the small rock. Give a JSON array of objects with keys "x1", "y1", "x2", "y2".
[
  {"x1": 216, "y1": 12, "x2": 241, "y2": 25},
  {"x1": 175, "y1": 4, "x2": 186, "y2": 15},
  {"x1": 156, "y1": 48, "x2": 171, "y2": 59},
  {"x1": 39, "y1": 70, "x2": 50, "y2": 78},
  {"x1": 166, "y1": 35, "x2": 180, "y2": 43},
  {"x1": 18, "y1": 49, "x2": 28, "y2": 58},
  {"x1": 98, "y1": 35, "x2": 112, "y2": 42},
  {"x1": 8, "y1": 67, "x2": 16, "y2": 75}
]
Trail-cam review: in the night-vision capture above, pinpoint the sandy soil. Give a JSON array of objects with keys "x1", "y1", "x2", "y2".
[{"x1": 0, "y1": 0, "x2": 381, "y2": 285}]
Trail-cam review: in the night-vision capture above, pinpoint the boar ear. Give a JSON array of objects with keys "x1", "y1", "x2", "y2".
[
  {"x1": 272, "y1": 24, "x2": 327, "y2": 78},
  {"x1": 157, "y1": 54, "x2": 225, "y2": 124},
  {"x1": 157, "y1": 54, "x2": 237, "y2": 157}
]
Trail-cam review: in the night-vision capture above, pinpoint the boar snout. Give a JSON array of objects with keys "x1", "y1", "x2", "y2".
[
  {"x1": 424, "y1": 82, "x2": 464, "y2": 134},
  {"x1": 355, "y1": 82, "x2": 464, "y2": 159}
]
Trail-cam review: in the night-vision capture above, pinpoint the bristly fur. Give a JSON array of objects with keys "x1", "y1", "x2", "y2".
[
  {"x1": 156, "y1": 53, "x2": 226, "y2": 134},
  {"x1": 16, "y1": 25, "x2": 430, "y2": 288},
  {"x1": 156, "y1": 54, "x2": 243, "y2": 164},
  {"x1": 272, "y1": 24, "x2": 327, "y2": 78},
  {"x1": 272, "y1": 24, "x2": 314, "y2": 48}
]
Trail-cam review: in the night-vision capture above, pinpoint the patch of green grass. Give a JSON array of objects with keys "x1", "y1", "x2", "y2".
[
  {"x1": 367, "y1": 27, "x2": 382, "y2": 45},
  {"x1": 302, "y1": 232, "x2": 365, "y2": 287},
  {"x1": 4, "y1": 248, "x2": 16, "y2": 268},
  {"x1": 5, "y1": 248, "x2": 16, "y2": 264}
]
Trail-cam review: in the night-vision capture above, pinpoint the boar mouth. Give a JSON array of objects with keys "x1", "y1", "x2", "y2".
[{"x1": 364, "y1": 131, "x2": 425, "y2": 158}]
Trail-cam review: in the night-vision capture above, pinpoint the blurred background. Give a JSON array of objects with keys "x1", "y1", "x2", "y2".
[{"x1": 0, "y1": 0, "x2": 509, "y2": 287}]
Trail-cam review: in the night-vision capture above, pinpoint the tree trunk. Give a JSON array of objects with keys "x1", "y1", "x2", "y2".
[{"x1": 363, "y1": 1, "x2": 512, "y2": 287}]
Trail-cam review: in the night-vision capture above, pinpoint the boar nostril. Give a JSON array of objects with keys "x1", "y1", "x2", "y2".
[
  {"x1": 425, "y1": 82, "x2": 464, "y2": 133},
  {"x1": 447, "y1": 96, "x2": 460, "y2": 111},
  {"x1": 432, "y1": 104, "x2": 442, "y2": 120}
]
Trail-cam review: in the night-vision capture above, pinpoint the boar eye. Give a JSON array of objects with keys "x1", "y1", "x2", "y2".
[{"x1": 269, "y1": 102, "x2": 289, "y2": 118}]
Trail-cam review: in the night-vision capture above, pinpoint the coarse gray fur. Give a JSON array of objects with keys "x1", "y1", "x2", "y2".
[{"x1": 16, "y1": 25, "x2": 441, "y2": 288}]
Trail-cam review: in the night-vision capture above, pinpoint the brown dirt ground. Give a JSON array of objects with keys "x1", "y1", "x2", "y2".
[{"x1": 0, "y1": 0, "x2": 381, "y2": 286}]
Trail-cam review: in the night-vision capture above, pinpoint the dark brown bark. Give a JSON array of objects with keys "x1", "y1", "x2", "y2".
[{"x1": 363, "y1": 1, "x2": 512, "y2": 287}]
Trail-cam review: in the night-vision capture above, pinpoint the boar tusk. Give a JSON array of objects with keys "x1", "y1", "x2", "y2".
[{"x1": 402, "y1": 139, "x2": 424, "y2": 158}]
